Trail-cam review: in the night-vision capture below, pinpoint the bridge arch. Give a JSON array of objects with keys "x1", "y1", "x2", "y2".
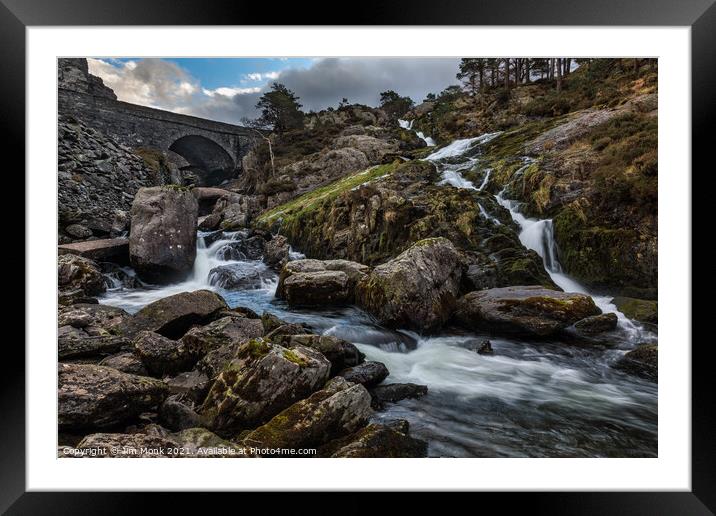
[{"x1": 169, "y1": 135, "x2": 236, "y2": 186}]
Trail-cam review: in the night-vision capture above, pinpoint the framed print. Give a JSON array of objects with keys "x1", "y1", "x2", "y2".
[{"x1": 4, "y1": 0, "x2": 713, "y2": 511}]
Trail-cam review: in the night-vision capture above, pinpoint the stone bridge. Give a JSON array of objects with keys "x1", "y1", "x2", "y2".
[{"x1": 58, "y1": 58, "x2": 257, "y2": 185}]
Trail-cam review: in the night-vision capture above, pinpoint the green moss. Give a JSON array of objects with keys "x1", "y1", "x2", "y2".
[
  {"x1": 282, "y1": 349, "x2": 308, "y2": 367},
  {"x1": 245, "y1": 338, "x2": 270, "y2": 359}
]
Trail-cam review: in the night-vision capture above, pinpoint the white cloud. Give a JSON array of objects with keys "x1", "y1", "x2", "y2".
[
  {"x1": 202, "y1": 86, "x2": 261, "y2": 97},
  {"x1": 245, "y1": 71, "x2": 280, "y2": 81}
]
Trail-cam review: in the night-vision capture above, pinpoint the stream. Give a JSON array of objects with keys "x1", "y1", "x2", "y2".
[{"x1": 100, "y1": 130, "x2": 658, "y2": 458}]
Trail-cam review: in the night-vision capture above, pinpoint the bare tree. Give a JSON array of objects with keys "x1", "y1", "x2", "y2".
[
  {"x1": 241, "y1": 117, "x2": 275, "y2": 177},
  {"x1": 556, "y1": 58, "x2": 563, "y2": 93}
]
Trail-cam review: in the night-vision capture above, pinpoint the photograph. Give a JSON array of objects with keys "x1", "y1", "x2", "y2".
[{"x1": 56, "y1": 56, "x2": 659, "y2": 459}]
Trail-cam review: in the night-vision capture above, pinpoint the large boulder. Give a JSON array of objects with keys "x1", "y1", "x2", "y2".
[
  {"x1": 179, "y1": 316, "x2": 264, "y2": 358},
  {"x1": 272, "y1": 334, "x2": 365, "y2": 376},
  {"x1": 454, "y1": 286, "x2": 601, "y2": 337},
  {"x1": 58, "y1": 304, "x2": 131, "y2": 359},
  {"x1": 276, "y1": 259, "x2": 369, "y2": 306},
  {"x1": 263, "y1": 235, "x2": 290, "y2": 269},
  {"x1": 338, "y1": 361, "x2": 389, "y2": 387},
  {"x1": 615, "y1": 344, "x2": 657, "y2": 381},
  {"x1": 133, "y1": 331, "x2": 194, "y2": 376},
  {"x1": 355, "y1": 238, "x2": 462, "y2": 332},
  {"x1": 58, "y1": 363, "x2": 168, "y2": 429},
  {"x1": 200, "y1": 338, "x2": 331, "y2": 431},
  {"x1": 320, "y1": 422, "x2": 428, "y2": 458},
  {"x1": 611, "y1": 296, "x2": 658, "y2": 325},
  {"x1": 58, "y1": 254, "x2": 106, "y2": 302},
  {"x1": 98, "y1": 352, "x2": 148, "y2": 376},
  {"x1": 129, "y1": 186, "x2": 198, "y2": 283},
  {"x1": 208, "y1": 263, "x2": 264, "y2": 290},
  {"x1": 241, "y1": 377, "x2": 372, "y2": 451},
  {"x1": 573, "y1": 313, "x2": 618, "y2": 334},
  {"x1": 119, "y1": 290, "x2": 227, "y2": 339},
  {"x1": 369, "y1": 383, "x2": 428, "y2": 410}
]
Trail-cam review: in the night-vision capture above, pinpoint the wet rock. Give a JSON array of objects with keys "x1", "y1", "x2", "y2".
[
  {"x1": 611, "y1": 296, "x2": 658, "y2": 325},
  {"x1": 58, "y1": 254, "x2": 106, "y2": 300},
  {"x1": 320, "y1": 422, "x2": 428, "y2": 458},
  {"x1": 276, "y1": 259, "x2": 370, "y2": 306},
  {"x1": 263, "y1": 234, "x2": 290, "y2": 268},
  {"x1": 164, "y1": 370, "x2": 211, "y2": 403},
  {"x1": 72, "y1": 432, "x2": 180, "y2": 457},
  {"x1": 158, "y1": 397, "x2": 204, "y2": 431},
  {"x1": 98, "y1": 352, "x2": 148, "y2": 376},
  {"x1": 242, "y1": 377, "x2": 372, "y2": 451},
  {"x1": 615, "y1": 344, "x2": 657, "y2": 381},
  {"x1": 133, "y1": 331, "x2": 193, "y2": 376},
  {"x1": 58, "y1": 363, "x2": 168, "y2": 430},
  {"x1": 355, "y1": 237, "x2": 462, "y2": 332},
  {"x1": 198, "y1": 212, "x2": 222, "y2": 231},
  {"x1": 573, "y1": 313, "x2": 618, "y2": 334},
  {"x1": 129, "y1": 186, "x2": 198, "y2": 283},
  {"x1": 119, "y1": 289, "x2": 228, "y2": 339},
  {"x1": 338, "y1": 361, "x2": 389, "y2": 387},
  {"x1": 208, "y1": 263, "x2": 264, "y2": 290},
  {"x1": 260, "y1": 312, "x2": 287, "y2": 334},
  {"x1": 454, "y1": 286, "x2": 601, "y2": 337},
  {"x1": 179, "y1": 316, "x2": 264, "y2": 359},
  {"x1": 273, "y1": 334, "x2": 365, "y2": 376},
  {"x1": 200, "y1": 338, "x2": 331, "y2": 431},
  {"x1": 370, "y1": 383, "x2": 428, "y2": 409}
]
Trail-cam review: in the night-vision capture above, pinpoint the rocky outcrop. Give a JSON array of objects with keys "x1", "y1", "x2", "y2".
[
  {"x1": 59, "y1": 58, "x2": 116, "y2": 100},
  {"x1": 241, "y1": 377, "x2": 372, "y2": 451},
  {"x1": 58, "y1": 254, "x2": 106, "y2": 303},
  {"x1": 615, "y1": 344, "x2": 657, "y2": 381},
  {"x1": 200, "y1": 338, "x2": 331, "y2": 431},
  {"x1": 119, "y1": 290, "x2": 228, "y2": 339},
  {"x1": 276, "y1": 259, "x2": 369, "y2": 306},
  {"x1": 454, "y1": 286, "x2": 601, "y2": 337},
  {"x1": 58, "y1": 363, "x2": 168, "y2": 429},
  {"x1": 129, "y1": 186, "x2": 199, "y2": 283},
  {"x1": 355, "y1": 238, "x2": 462, "y2": 332}
]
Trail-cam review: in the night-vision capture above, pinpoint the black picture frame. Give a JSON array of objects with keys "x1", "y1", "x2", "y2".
[{"x1": 4, "y1": 0, "x2": 712, "y2": 512}]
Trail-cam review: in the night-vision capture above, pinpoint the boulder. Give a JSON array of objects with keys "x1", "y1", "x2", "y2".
[
  {"x1": 573, "y1": 313, "x2": 618, "y2": 334},
  {"x1": 98, "y1": 352, "x2": 148, "y2": 376},
  {"x1": 320, "y1": 422, "x2": 428, "y2": 458},
  {"x1": 208, "y1": 263, "x2": 264, "y2": 290},
  {"x1": 338, "y1": 361, "x2": 389, "y2": 387},
  {"x1": 200, "y1": 338, "x2": 331, "y2": 431},
  {"x1": 133, "y1": 331, "x2": 194, "y2": 376},
  {"x1": 272, "y1": 334, "x2": 365, "y2": 375},
  {"x1": 170, "y1": 427, "x2": 247, "y2": 458},
  {"x1": 198, "y1": 212, "x2": 222, "y2": 231},
  {"x1": 158, "y1": 397, "x2": 204, "y2": 431},
  {"x1": 72, "y1": 433, "x2": 180, "y2": 458},
  {"x1": 58, "y1": 363, "x2": 168, "y2": 429},
  {"x1": 58, "y1": 237, "x2": 129, "y2": 264},
  {"x1": 58, "y1": 254, "x2": 105, "y2": 300},
  {"x1": 241, "y1": 377, "x2": 372, "y2": 451},
  {"x1": 369, "y1": 383, "x2": 428, "y2": 409},
  {"x1": 164, "y1": 370, "x2": 212, "y2": 403},
  {"x1": 611, "y1": 296, "x2": 658, "y2": 325},
  {"x1": 454, "y1": 286, "x2": 601, "y2": 337},
  {"x1": 58, "y1": 304, "x2": 131, "y2": 359},
  {"x1": 263, "y1": 235, "x2": 290, "y2": 268},
  {"x1": 355, "y1": 238, "x2": 462, "y2": 332},
  {"x1": 276, "y1": 259, "x2": 369, "y2": 306},
  {"x1": 119, "y1": 289, "x2": 228, "y2": 339},
  {"x1": 179, "y1": 316, "x2": 264, "y2": 358},
  {"x1": 615, "y1": 344, "x2": 657, "y2": 381},
  {"x1": 129, "y1": 186, "x2": 198, "y2": 283}
]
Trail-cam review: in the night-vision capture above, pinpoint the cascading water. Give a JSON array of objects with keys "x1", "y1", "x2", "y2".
[
  {"x1": 398, "y1": 119, "x2": 436, "y2": 147},
  {"x1": 98, "y1": 131, "x2": 656, "y2": 457}
]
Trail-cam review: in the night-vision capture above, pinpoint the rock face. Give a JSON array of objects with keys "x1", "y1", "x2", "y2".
[
  {"x1": 58, "y1": 363, "x2": 168, "y2": 429},
  {"x1": 129, "y1": 186, "x2": 199, "y2": 283},
  {"x1": 242, "y1": 377, "x2": 372, "y2": 451},
  {"x1": 276, "y1": 259, "x2": 369, "y2": 306},
  {"x1": 120, "y1": 290, "x2": 227, "y2": 339},
  {"x1": 355, "y1": 238, "x2": 462, "y2": 332},
  {"x1": 320, "y1": 423, "x2": 428, "y2": 458},
  {"x1": 616, "y1": 344, "x2": 657, "y2": 381},
  {"x1": 200, "y1": 338, "x2": 331, "y2": 431},
  {"x1": 58, "y1": 254, "x2": 106, "y2": 301},
  {"x1": 455, "y1": 286, "x2": 601, "y2": 337}
]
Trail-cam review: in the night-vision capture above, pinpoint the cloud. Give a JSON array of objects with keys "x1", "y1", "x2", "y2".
[{"x1": 87, "y1": 57, "x2": 463, "y2": 125}]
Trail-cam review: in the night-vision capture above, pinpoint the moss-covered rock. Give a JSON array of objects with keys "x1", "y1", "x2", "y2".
[
  {"x1": 319, "y1": 422, "x2": 428, "y2": 458},
  {"x1": 615, "y1": 344, "x2": 657, "y2": 381},
  {"x1": 611, "y1": 296, "x2": 658, "y2": 324}
]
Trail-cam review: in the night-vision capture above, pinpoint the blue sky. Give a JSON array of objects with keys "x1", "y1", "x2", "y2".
[{"x1": 88, "y1": 57, "x2": 461, "y2": 124}]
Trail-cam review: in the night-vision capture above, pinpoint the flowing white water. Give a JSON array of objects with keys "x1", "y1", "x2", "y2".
[{"x1": 398, "y1": 119, "x2": 436, "y2": 146}]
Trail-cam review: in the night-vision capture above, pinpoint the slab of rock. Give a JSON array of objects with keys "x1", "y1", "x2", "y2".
[
  {"x1": 59, "y1": 237, "x2": 130, "y2": 264},
  {"x1": 615, "y1": 344, "x2": 657, "y2": 381},
  {"x1": 164, "y1": 370, "x2": 212, "y2": 403},
  {"x1": 273, "y1": 334, "x2": 365, "y2": 376},
  {"x1": 129, "y1": 186, "x2": 198, "y2": 283},
  {"x1": 58, "y1": 254, "x2": 106, "y2": 300},
  {"x1": 179, "y1": 316, "x2": 264, "y2": 359},
  {"x1": 454, "y1": 286, "x2": 601, "y2": 337},
  {"x1": 200, "y1": 338, "x2": 331, "y2": 431},
  {"x1": 58, "y1": 363, "x2": 168, "y2": 430},
  {"x1": 320, "y1": 422, "x2": 428, "y2": 458},
  {"x1": 98, "y1": 352, "x2": 148, "y2": 376},
  {"x1": 573, "y1": 313, "x2": 618, "y2": 334},
  {"x1": 355, "y1": 237, "x2": 462, "y2": 332},
  {"x1": 72, "y1": 432, "x2": 181, "y2": 458},
  {"x1": 119, "y1": 289, "x2": 228, "y2": 339},
  {"x1": 58, "y1": 304, "x2": 132, "y2": 359},
  {"x1": 242, "y1": 377, "x2": 372, "y2": 451},
  {"x1": 133, "y1": 331, "x2": 194, "y2": 376},
  {"x1": 338, "y1": 361, "x2": 389, "y2": 387},
  {"x1": 276, "y1": 259, "x2": 369, "y2": 306}
]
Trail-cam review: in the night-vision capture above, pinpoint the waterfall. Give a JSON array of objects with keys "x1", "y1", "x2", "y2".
[{"x1": 398, "y1": 118, "x2": 436, "y2": 147}]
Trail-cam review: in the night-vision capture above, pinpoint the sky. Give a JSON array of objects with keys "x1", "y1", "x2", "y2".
[{"x1": 87, "y1": 57, "x2": 462, "y2": 125}]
